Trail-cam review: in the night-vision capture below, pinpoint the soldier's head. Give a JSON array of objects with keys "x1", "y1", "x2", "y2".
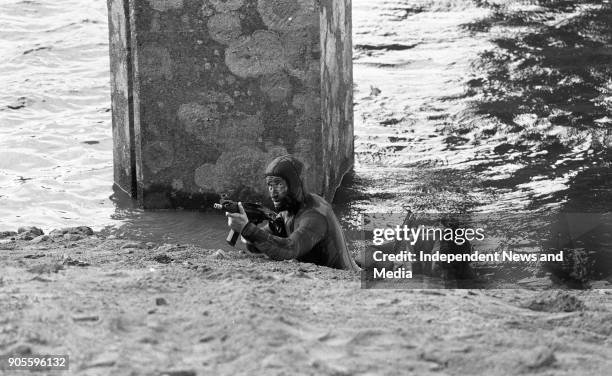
[{"x1": 264, "y1": 155, "x2": 305, "y2": 214}]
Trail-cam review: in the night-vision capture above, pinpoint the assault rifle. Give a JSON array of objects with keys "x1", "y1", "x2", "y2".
[{"x1": 214, "y1": 198, "x2": 285, "y2": 246}]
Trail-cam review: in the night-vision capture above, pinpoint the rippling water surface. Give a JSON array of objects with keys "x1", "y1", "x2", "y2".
[
  {"x1": 344, "y1": 0, "x2": 612, "y2": 215},
  {"x1": 1, "y1": 1, "x2": 611, "y2": 255},
  {"x1": 1, "y1": 0, "x2": 114, "y2": 230}
]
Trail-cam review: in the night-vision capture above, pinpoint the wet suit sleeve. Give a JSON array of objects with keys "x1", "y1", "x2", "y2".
[
  {"x1": 244, "y1": 223, "x2": 271, "y2": 254},
  {"x1": 241, "y1": 211, "x2": 326, "y2": 260}
]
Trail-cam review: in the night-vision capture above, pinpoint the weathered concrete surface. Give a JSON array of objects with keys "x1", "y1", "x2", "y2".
[
  {"x1": 107, "y1": 0, "x2": 135, "y2": 196},
  {"x1": 321, "y1": 0, "x2": 354, "y2": 198},
  {"x1": 107, "y1": 0, "x2": 353, "y2": 208}
]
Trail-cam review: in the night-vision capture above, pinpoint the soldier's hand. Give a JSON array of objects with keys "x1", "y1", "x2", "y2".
[{"x1": 226, "y1": 202, "x2": 249, "y2": 233}]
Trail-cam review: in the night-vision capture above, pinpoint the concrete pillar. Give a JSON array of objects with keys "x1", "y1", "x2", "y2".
[{"x1": 107, "y1": 0, "x2": 353, "y2": 208}]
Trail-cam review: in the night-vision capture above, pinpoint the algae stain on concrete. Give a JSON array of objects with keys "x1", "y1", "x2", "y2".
[
  {"x1": 194, "y1": 146, "x2": 287, "y2": 194},
  {"x1": 257, "y1": 0, "x2": 317, "y2": 31},
  {"x1": 208, "y1": 12, "x2": 243, "y2": 45},
  {"x1": 225, "y1": 30, "x2": 286, "y2": 78},
  {"x1": 177, "y1": 103, "x2": 222, "y2": 142}
]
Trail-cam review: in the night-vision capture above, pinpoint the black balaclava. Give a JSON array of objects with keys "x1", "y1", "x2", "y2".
[{"x1": 265, "y1": 155, "x2": 305, "y2": 214}]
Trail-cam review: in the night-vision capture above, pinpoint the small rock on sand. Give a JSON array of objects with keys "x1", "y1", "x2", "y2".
[
  {"x1": 48, "y1": 229, "x2": 61, "y2": 237},
  {"x1": 159, "y1": 371, "x2": 196, "y2": 376},
  {"x1": 522, "y1": 346, "x2": 556, "y2": 370},
  {"x1": 155, "y1": 243, "x2": 185, "y2": 253},
  {"x1": 287, "y1": 270, "x2": 313, "y2": 279},
  {"x1": 522, "y1": 291, "x2": 584, "y2": 312},
  {"x1": 153, "y1": 254, "x2": 173, "y2": 264},
  {"x1": 121, "y1": 242, "x2": 146, "y2": 249},
  {"x1": 213, "y1": 249, "x2": 227, "y2": 259},
  {"x1": 63, "y1": 233, "x2": 83, "y2": 241},
  {"x1": 16, "y1": 232, "x2": 36, "y2": 241},
  {"x1": 156, "y1": 297, "x2": 168, "y2": 306},
  {"x1": 18, "y1": 226, "x2": 44, "y2": 236},
  {"x1": 27, "y1": 263, "x2": 64, "y2": 274},
  {"x1": 30, "y1": 235, "x2": 49, "y2": 243},
  {"x1": 31, "y1": 276, "x2": 53, "y2": 282},
  {"x1": 0, "y1": 230, "x2": 17, "y2": 239},
  {"x1": 62, "y1": 256, "x2": 90, "y2": 267},
  {"x1": 72, "y1": 315, "x2": 99, "y2": 322},
  {"x1": 199, "y1": 335, "x2": 214, "y2": 343},
  {"x1": 3, "y1": 344, "x2": 32, "y2": 356},
  {"x1": 84, "y1": 352, "x2": 117, "y2": 368},
  {"x1": 50, "y1": 226, "x2": 94, "y2": 238},
  {"x1": 49, "y1": 230, "x2": 63, "y2": 238},
  {"x1": 74, "y1": 226, "x2": 94, "y2": 235},
  {"x1": 24, "y1": 253, "x2": 45, "y2": 259}
]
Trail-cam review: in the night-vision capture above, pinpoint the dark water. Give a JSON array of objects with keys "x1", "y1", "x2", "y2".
[
  {"x1": 1, "y1": 1, "x2": 611, "y2": 281},
  {"x1": 343, "y1": 0, "x2": 612, "y2": 214},
  {"x1": 342, "y1": 0, "x2": 612, "y2": 286}
]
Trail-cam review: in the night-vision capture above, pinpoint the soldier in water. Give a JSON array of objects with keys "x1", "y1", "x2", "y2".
[{"x1": 225, "y1": 155, "x2": 360, "y2": 271}]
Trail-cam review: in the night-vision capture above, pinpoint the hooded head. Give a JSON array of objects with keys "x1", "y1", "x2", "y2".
[{"x1": 264, "y1": 155, "x2": 305, "y2": 213}]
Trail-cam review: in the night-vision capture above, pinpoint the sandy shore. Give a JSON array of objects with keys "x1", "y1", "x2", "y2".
[{"x1": 1, "y1": 229, "x2": 611, "y2": 376}]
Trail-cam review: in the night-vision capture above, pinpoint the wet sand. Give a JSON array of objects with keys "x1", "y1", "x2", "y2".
[{"x1": 1, "y1": 231, "x2": 611, "y2": 375}]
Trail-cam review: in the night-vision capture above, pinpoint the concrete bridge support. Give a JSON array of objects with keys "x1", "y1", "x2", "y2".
[{"x1": 107, "y1": 0, "x2": 353, "y2": 208}]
